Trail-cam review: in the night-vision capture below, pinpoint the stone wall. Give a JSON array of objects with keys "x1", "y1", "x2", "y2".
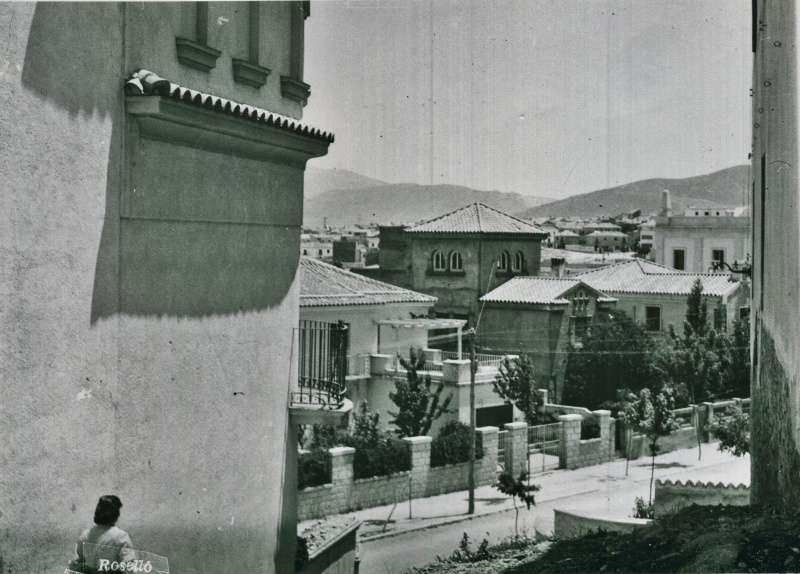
[
  {"x1": 558, "y1": 411, "x2": 613, "y2": 470},
  {"x1": 298, "y1": 427, "x2": 500, "y2": 521},
  {"x1": 654, "y1": 480, "x2": 750, "y2": 517},
  {"x1": 554, "y1": 509, "x2": 651, "y2": 539}
]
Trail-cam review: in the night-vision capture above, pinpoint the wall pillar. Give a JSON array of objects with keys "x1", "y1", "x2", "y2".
[
  {"x1": 593, "y1": 409, "x2": 612, "y2": 463},
  {"x1": 504, "y1": 421, "x2": 528, "y2": 476},
  {"x1": 403, "y1": 436, "x2": 432, "y2": 498},
  {"x1": 559, "y1": 415, "x2": 582, "y2": 470},
  {"x1": 702, "y1": 402, "x2": 714, "y2": 441},
  {"x1": 328, "y1": 446, "x2": 355, "y2": 516},
  {"x1": 476, "y1": 426, "x2": 499, "y2": 485}
]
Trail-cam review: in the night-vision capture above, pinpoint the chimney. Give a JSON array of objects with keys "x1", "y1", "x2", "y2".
[
  {"x1": 660, "y1": 190, "x2": 672, "y2": 217},
  {"x1": 551, "y1": 257, "x2": 566, "y2": 278}
]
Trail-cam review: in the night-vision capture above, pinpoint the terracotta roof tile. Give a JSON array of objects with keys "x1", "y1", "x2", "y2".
[
  {"x1": 481, "y1": 277, "x2": 581, "y2": 305},
  {"x1": 576, "y1": 259, "x2": 740, "y2": 296},
  {"x1": 406, "y1": 203, "x2": 548, "y2": 236},
  {"x1": 300, "y1": 257, "x2": 435, "y2": 307},
  {"x1": 125, "y1": 70, "x2": 334, "y2": 143}
]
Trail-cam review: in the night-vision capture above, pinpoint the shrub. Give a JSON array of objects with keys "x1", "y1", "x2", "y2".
[
  {"x1": 581, "y1": 415, "x2": 601, "y2": 440},
  {"x1": 351, "y1": 438, "x2": 410, "y2": 479},
  {"x1": 706, "y1": 404, "x2": 750, "y2": 457},
  {"x1": 633, "y1": 496, "x2": 654, "y2": 519},
  {"x1": 430, "y1": 420, "x2": 484, "y2": 468},
  {"x1": 449, "y1": 533, "x2": 491, "y2": 563},
  {"x1": 298, "y1": 449, "x2": 330, "y2": 490}
]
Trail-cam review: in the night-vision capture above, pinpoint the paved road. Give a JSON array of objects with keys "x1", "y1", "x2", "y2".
[{"x1": 360, "y1": 452, "x2": 750, "y2": 573}]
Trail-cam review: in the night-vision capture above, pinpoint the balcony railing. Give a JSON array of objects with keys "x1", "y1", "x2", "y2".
[
  {"x1": 440, "y1": 351, "x2": 505, "y2": 369},
  {"x1": 294, "y1": 320, "x2": 348, "y2": 409}
]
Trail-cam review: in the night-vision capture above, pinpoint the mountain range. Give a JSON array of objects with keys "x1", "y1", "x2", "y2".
[
  {"x1": 303, "y1": 168, "x2": 553, "y2": 227},
  {"x1": 303, "y1": 164, "x2": 751, "y2": 228},
  {"x1": 516, "y1": 165, "x2": 751, "y2": 219}
]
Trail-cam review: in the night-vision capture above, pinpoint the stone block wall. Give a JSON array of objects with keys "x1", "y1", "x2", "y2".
[
  {"x1": 298, "y1": 426, "x2": 501, "y2": 521},
  {"x1": 654, "y1": 479, "x2": 750, "y2": 517},
  {"x1": 559, "y1": 411, "x2": 613, "y2": 470}
]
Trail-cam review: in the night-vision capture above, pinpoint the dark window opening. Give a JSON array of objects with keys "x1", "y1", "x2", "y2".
[
  {"x1": 645, "y1": 306, "x2": 661, "y2": 332},
  {"x1": 673, "y1": 249, "x2": 685, "y2": 271}
]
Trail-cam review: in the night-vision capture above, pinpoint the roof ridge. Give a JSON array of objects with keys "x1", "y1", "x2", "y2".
[{"x1": 476, "y1": 203, "x2": 483, "y2": 232}]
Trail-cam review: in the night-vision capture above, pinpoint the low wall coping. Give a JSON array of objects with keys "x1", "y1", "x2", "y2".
[
  {"x1": 353, "y1": 471, "x2": 410, "y2": 484},
  {"x1": 443, "y1": 359, "x2": 471, "y2": 365},
  {"x1": 329, "y1": 446, "x2": 356, "y2": 456},
  {"x1": 656, "y1": 479, "x2": 750, "y2": 490},
  {"x1": 504, "y1": 422, "x2": 528, "y2": 430},
  {"x1": 558, "y1": 414, "x2": 583, "y2": 422},
  {"x1": 593, "y1": 409, "x2": 611, "y2": 416},
  {"x1": 403, "y1": 436, "x2": 433, "y2": 444},
  {"x1": 370, "y1": 353, "x2": 393, "y2": 359},
  {"x1": 580, "y1": 437, "x2": 601, "y2": 445},
  {"x1": 476, "y1": 426, "x2": 500, "y2": 435},
  {"x1": 556, "y1": 508, "x2": 652, "y2": 527}
]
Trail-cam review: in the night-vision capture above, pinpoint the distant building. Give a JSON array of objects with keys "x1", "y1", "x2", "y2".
[
  {"x1": 585, "y1": 230, "x2": 629, "y2": 251},
  {"x1": 333, "y1": 237, "x2": 368, "y2": 267},
  {"x1": 302, "y1": 233, "x2": 335, "y2": 259},
  {"x1": 576, "y1": 259, "x2": 748, "y2": 334},
  {"x1": 653, "y1": 190, "x2": 749, "y2": 272},
  {"x1": 359, "y1": 203, "x2": 549, "y2": 326},
  {"x1": 479, "y1": 277, "x2": 617, "y2": 401},
  {"x1": 554, "y1": 229, "x2": 582, "y2": 248}
]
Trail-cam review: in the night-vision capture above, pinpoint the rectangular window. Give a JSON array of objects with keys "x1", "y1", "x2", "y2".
[
  {"x1": 673, "y1": 249, "x2": 685, "y2": 271},
  {"x1": 713, "y1": 307, "x2": 727, "y2": 332},
  {"x1": 645, "y1": 306, "x2": 661, "y2": 332},
  {"x1": 571, "y1": 316, "x2": 591, "y2": 345},
  {"x1": 712, "y1": 249, "x2": 725, "y2": 266}
]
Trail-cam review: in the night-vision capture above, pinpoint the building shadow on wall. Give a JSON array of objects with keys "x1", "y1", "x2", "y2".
[{"x1": 22, "y1": 3, "x2": 298, "y2": 324}]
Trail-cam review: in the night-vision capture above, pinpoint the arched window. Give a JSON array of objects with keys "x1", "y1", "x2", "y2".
[
  {"x1": 432, "y1": 250, "x2": 446, "y2": 271},
  {"x1": 513, "y1": 251, "x2": 524, "y2": 272},
  {"x1": 499, "y1": 251, "x2": 510, "y2": 271},
  {"x1": 450, "y1": 251, "x2": 463, "y2": 271}
]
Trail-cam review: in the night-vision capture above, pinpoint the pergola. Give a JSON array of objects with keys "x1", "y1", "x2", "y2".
[{"x1": 376, "y1": 318, "x2": 468, "y2": 361}]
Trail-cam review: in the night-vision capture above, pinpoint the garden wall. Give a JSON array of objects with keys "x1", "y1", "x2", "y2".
[
  {"x1": 554, "y1": 509, "x2": 651, "y2": 538},
  {"x1": 654, "y1": 479, "x2": 750, "y2": 517},
  {"x1": 298, "y1": 427, "x2": 500, "y2": 521}
]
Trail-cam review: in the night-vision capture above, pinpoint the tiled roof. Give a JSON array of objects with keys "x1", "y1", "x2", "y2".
[
  {"x1": 406, "y1": 203, "x2": 548, "y2": 236},
  {"x1": 125, "y1": 70, "x2": 334, "y2": 143},
  {"x1": 577, "y1": 259, "x2": 740, "y2": 296},
  {"x1": 300, "y1": 257, "x2": 435, "y2": 307},
  {"x1": 586, "y1": 231, "x2": 629, "y2": 237},
  {"x1": 481, "y1": 278, "x2": 582, "y2": 305}
]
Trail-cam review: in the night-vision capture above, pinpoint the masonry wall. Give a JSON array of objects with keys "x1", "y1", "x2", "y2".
[
  {"x1": 653, "y1": 217, "x2": 749, "y2": 274},
  {"x1": 298, "y1": 428, "x2": 499, "y2": 521},
  {"x1": 750, "y1": 0, "x2": 800, "y2": 510},
  {"x1": 654, "y1": 480, "x2": 750, "y2": 517},
  {"x1": 0, "y1": 4, "x2": 313, "y2": 572}
]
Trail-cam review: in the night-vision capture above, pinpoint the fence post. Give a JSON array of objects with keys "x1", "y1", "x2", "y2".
[
  {"x1": 403, "y1": 436, "x2": 432, "y2": 500},
  {"x1": 702, "y1": 402, "x2": 714, "y2": 442},
  {"x1": 329, "y1": 446, "x2": 356, "y2": 516},
  {"x1": 503, "y1": 422, "x2": 528, "y2": 476},
  {"x1": 559, "y1": 415, "x2": 582, "y2": 470},
  {"x1": 476, "y1": 426, "x2": 499, "y2": 486}
]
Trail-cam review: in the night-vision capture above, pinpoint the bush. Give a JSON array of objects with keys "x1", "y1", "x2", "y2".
[
  {"x1": 581, "y1": 415, "x2": 601, "y2": 440},
  {"x1": 351, "y1": 438, "x2": 410, "y2": 479},
  {"x1": 430, "y1": 420, "x2": 484, "y2": 468},
  {"x1": 298, "y1": 449, "x2": 330, "y2": 490},
  {"x1": 633, "y1": 496, "x2": 654, "y2": 519}
]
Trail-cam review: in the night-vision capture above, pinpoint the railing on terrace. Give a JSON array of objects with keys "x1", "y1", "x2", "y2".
[
  {"x1": 440, "y1": 351, "x2": 505, "y2": 369},
  {"x1": 346, "y1": 354, "x2": 371, "y2": 378},
  {"x1": 498, "y1": 430, "x2": 511, "y2": 470},
  {"x1": 294, "y1": 320, "x2": 348, "y2": 409}
]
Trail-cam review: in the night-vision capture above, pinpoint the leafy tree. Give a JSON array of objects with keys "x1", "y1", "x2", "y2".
[
  {"x1": 635, "y1": 387, "x2": 681, "y2": 505},
  {"x1": 494, "y1": 471, "x2": 540, "y2": 537},
  {"x1": 615, "y1": 390, "x2": 642, "y2": 476},
  {"x1": 563, "y1": 310, "x2": 671, "y2": 409},
  {"x1": 390, "y1": 348, "x2": 452, "y2": 437},
  {"x1": 706, "y1": 404, "x2": 750, "y2": 457},
  {"x1": 493, "y1": 355, "x2": 541, "y2": 425},
  {"x1": 684, "y1": 278, "x2": 709, "y2": 340}
]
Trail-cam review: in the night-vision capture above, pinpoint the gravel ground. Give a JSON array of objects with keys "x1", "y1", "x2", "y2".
[
  {"x1": 298, "y1": 514, "x2": 359, "y2": 554},
  {"x1": 409, "y1": 536, "x2": 548, "y2": 574}
]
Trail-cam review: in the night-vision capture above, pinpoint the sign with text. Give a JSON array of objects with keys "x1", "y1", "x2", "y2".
[{"x1": 65, "y1": 543, "x2": 169, "y2": 574}]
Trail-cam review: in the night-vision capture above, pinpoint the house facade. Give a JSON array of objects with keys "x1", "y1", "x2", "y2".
[
  {"x1": 576, "y1": 260, "x2": 747, "y2": 334},
  {"x1": 0, "y1": 3, "x2": 334, "y2": 572},
  {"x1": 363, "y1": 203, "x2": 549, "y2": 326},
  {"x1": 478, "y1": 278, "x2": 617, "y2": 402},
  {"x1": 653, "y1": 190, "x2": 750, "y2": 273},
  {"x1": 750, "y1": 0, "x2": 800, "y2": 509}
]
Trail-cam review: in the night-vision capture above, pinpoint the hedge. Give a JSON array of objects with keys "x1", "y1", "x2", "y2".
[
  {"x1": 431, "y1": 420, "x2": 484, "y2": 468},
  {"x1": 352, "y1": 438, "x2": 410, "y2": 479},
  {"x1": 298, "y1": 449, "x2": 330, "y2": 490},
  {"x1": 581, "y1": 415, "x2": 601, "y2": 440}
]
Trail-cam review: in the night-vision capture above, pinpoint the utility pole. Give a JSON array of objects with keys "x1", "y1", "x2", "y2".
[{"x1": 468, "y1": 328, "x2": 477, "y2": 515}]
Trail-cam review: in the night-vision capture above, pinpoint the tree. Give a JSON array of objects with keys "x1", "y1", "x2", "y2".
[
  {"x1": 563, "y1": 310, "x2": 671, "y2": 409},
  {"x1": 389, "y1": 348, "x2": 452, "y2": 437},
  {"x1": 706, "y1": 404, "x2": 750, "y2": 457},
  {"x1": 494, "y1": 471, "x2": 540, "y2": 536},
  {"x1": 493, "y1": 355, "x2": 541, "y2": 425},
  {"x1": 684, "y1": 278, "x2": 709, "y2": 340},
  {"x1": 616, "y1": 390, "x2": 642, "y2": 476},
  {"x1": 636, "y1": 387, "x2": 681, "y2": 505}
]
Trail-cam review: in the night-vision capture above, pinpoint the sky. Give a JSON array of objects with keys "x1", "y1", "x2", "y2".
[{"x1": 303, "y1": 0, "x2": 753, "y2": 201}]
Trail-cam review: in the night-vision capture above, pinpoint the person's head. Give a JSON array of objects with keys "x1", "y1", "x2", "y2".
[{"x1": 93, "y1": 495, "x2": 123, "y2": 526}]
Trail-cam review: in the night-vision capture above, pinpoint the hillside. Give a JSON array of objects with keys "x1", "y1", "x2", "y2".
[
  {"x1": 304, "y1": 179, "x2": 553, "y2": 228},
  {"x1": 304, "y1": 166, "x2": 389, "y2": 199},
  {"x1": 517, "y1": 165, "x2": 750, "y2": 219}
]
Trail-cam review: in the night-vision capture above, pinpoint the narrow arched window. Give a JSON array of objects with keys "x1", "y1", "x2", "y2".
[
  {"x1": 450, "y1": 251, "x2": 463, "y2": 271},
  {"x1": 513, "y1": 251, "x2": 524, "y2": 272},
  {"x1": 432, "y1": 250, "x2": 446, "y2": 271},
  {"x1": 499, "y1": 251, "x2": 510, "y2": 271}
]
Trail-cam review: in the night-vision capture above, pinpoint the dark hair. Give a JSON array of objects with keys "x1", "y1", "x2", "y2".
[{"x1": 93, "y1": 495, "x2": 123, "y2": 526}]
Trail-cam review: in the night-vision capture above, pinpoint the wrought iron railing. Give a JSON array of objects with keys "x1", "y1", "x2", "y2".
[{"x1": 294, "y1": 320, "x2": 349, "y2": 409}]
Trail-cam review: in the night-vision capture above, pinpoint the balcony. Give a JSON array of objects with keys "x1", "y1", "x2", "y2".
[{"x1": 291, "y1": 320, "x2": 352, "y2": 425}]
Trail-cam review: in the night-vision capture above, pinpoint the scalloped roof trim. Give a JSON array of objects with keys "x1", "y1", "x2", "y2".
[
  {"x1": 656, "y1": 479, "x2": 749, "y2": 490},
  {"x1": 125, "y1": 70, "x2": 334, "y2": 143}
]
